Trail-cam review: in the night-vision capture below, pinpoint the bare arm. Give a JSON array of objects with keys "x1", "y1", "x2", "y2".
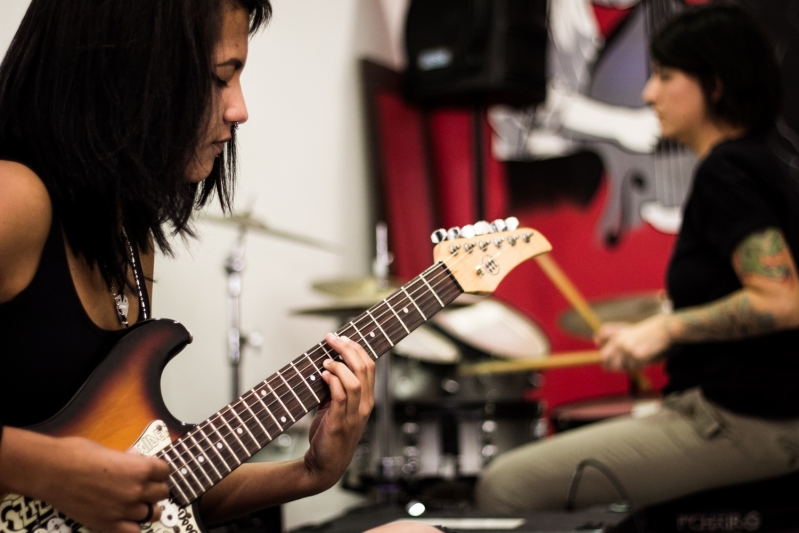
[
  {"x1": 198, "y1": 334, "x2": 375, "y2": 525},
  {"x1": 0, "y1": 161, "x2": 171, "y2": 533},
  {"x1": 597, "y1": 227, "x2": 799, "y2": 370}
]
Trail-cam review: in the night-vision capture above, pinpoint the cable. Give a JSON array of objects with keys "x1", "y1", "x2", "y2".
[{"x1": 564, "y1": 458, "x2": 633, "y2": 512}]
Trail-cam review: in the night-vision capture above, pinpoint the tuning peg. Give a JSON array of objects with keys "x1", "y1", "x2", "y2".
[
  {"x1": 490, "y1": 219, "x2": 506, "y2": 233},
  {"x1": 447, "y1": 227, "x2": 461, "y2": 241},
  {"x1": 504, "y1": 216, "x2": 520, "y2": 231},
  {"x1": 431, "y1": 228, "x2": 447, "y2": 243},
  {"x1": 474, "y1": 220, "x2": 491, "y2": 236},
  {"x1": 460, "y1": 224, "x2": 476, "y2": 239}
]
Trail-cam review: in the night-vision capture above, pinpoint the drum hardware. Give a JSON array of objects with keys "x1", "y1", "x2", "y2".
[{"x1": 203, "y1": 210, "x2": 339, "y2": 401}]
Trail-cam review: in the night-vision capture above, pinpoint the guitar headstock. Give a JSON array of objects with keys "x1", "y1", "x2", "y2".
[{"x1": 432, "y1": 217, "x2": 552, "y2": 294}]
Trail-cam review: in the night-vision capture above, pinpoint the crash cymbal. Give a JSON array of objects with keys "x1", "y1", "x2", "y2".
[
  {"x1": 201, "y1": 212, "x2": 340, "y2": 252},
  {"x1": 558, "y1": 292, "x2": 671, "y2": 339},
  {"x1": 311, "y1": 277, "x2": 398, "y2": 299}
]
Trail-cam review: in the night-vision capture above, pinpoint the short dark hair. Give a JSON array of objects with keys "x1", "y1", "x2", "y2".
[
  {"x1": 650, "y1": 3, "x2": 781, "y2": 138},
  {"x1": 0, "y1": 0, "x2": 271, "y2": 291}
]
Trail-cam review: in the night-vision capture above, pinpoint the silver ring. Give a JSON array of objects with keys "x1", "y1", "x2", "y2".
[{"x1": 140, "y1": 502, "x2": 154, "y2": 524}]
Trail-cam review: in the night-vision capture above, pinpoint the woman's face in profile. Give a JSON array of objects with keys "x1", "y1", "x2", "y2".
[
  {"x1": 185, "y1": 4, "x2": 250, "y2": 183},
  {"x1": 642, "y1": 64, "x2": 709, "y2": 148}
]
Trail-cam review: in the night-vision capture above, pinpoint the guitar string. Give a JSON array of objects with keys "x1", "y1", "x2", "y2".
[
  {"x1": 159, "y1": 264, "x2": 463, "y2": 492},
  {"x1": 168, "y1": 237, "x2": 530, "y2": 500},
  {"x1": 166, "y1": 238, "x2": 523, "y2": 484},
  {"x1": 160, "y1": 263, "x2": 467, "y2": 496},
  {"x1": 159, "y1": 237, "x2": 526, "y2": 496}
]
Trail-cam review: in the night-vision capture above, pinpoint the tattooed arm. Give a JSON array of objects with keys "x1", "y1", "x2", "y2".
[{"x1": 596, "y1": 227, "x2": 799, "y2": 371}]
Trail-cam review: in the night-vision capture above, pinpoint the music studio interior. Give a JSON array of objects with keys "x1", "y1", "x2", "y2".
[{"x1": 3, "y1": 0, "x2": 799, "y2": 532}]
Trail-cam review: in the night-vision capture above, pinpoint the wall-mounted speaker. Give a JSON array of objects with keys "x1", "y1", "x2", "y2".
[{"x1": 404, "y1": 0, "x2": 548, "y2": 107}]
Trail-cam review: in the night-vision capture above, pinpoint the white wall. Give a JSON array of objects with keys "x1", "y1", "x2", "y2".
[{"x1": 1, "y1": 0, "x2": 407, "y2": 529}]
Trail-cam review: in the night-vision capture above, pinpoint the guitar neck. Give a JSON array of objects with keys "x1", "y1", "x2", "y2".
[{"x1": 159, "y1": 262, "x2": 463, "y2": 505}]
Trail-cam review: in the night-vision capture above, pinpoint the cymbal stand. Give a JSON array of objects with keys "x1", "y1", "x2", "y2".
[
  {"x1": 224, "y1": 228, "x2": 265, "y2": 402},
  {"x1": 372, "y1": 222, "x2": 402, "y2": 498}
]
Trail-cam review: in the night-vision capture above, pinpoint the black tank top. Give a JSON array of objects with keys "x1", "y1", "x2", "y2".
[{"x1": 0, "y1": 210, "x2": 150, "y2": 427}]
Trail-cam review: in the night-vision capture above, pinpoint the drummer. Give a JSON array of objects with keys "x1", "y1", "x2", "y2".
[{"x1": 476, "y1": 3, "x2": 799, "y2": 512}]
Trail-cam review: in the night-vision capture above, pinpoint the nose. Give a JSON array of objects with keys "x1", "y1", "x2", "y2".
[
  {"x1": 642, "y1": 74, "x2": 657, "y2": 106},
  {"x1": 224, "y1": 82, "x2": 248, "y2": 126}
]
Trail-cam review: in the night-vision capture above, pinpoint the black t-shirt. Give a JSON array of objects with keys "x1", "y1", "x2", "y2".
[{"x1": 664, "y1": 137, "x2": 799, "y2": 418}]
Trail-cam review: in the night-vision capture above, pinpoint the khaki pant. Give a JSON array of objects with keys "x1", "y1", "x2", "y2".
[{"x1": 475, "y1": 388, "x2": 799, "y2": 513}]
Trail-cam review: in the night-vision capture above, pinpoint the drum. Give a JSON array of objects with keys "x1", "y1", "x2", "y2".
[
  {"x1": 550, "y1": 394, "x2": 662, "y2": 433},
  {"x1": 432, "y1": 298, "x2": 550, "y2": 359}
]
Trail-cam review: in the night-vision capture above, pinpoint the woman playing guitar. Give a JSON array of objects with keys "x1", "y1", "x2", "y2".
[{"x1": 0, "y1": 2, "x2": 437, "y2": 533}]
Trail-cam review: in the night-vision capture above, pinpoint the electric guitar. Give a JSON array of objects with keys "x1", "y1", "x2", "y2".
[{"x1": 0, "y1": 221, "x2": 551, "y2": 533}]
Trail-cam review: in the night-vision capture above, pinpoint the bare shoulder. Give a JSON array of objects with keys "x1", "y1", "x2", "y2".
[{"x1": 0, "y1": 160, "x2": 53, "y2": 301}]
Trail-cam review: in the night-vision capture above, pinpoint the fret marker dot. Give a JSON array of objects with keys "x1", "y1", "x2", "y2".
[
  {"x1": 237, "y1": 428, "x2": 243, "y2": 435},
  {"x1": 180, "y1": 468, "x2": 188, "y2": 475},
  {"x1": 310, "y1": 375, "x2": 316, "y2": 381},
  {"x1": 403, "y1": 307, "x2": 408, "y2": 313},
  {"x1": 370, "y1": 332, "x2": 375, "y2": 338},
  {"x1": 198, "y1": 456, "x2": 205, "y2": 463},
  {"x1": 281, "y1": 416, "x2": 287, "y2": 423},
  {"x1": 261, "y1": 391, "x2": 266, "y2": 397},
  {"x1": 216, "y1": 443, "x2": 223, "y2": 449}
]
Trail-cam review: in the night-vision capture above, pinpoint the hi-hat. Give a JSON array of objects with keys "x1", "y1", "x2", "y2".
[
  {"x1": 558, "y1": 292, "x2": 670, "y2": 339},
  {"x1": 201, "y1": 212, "x2": 340, "y2": 252}
]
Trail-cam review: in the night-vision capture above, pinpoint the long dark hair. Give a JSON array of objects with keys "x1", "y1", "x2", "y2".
[
  {"x1": 0, "y1": 0, "x2": 271, "y2": 291},
  {"x1": 650, "y1": 2, "x2": 781, "y2": 139}
]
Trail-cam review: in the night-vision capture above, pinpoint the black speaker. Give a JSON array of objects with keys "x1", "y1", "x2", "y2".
[{"x1": 404, "y1": 0, "x2": 548, "y2": 107}]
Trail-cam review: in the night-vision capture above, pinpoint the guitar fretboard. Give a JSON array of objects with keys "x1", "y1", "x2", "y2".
[{"x1": 158, "y1": 261, "x2": 462, "y2": 505}]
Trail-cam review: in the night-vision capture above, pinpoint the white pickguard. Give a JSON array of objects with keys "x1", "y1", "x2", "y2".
[{"x1": 0, "y1": 421, "x2": 204, "y2": 533}]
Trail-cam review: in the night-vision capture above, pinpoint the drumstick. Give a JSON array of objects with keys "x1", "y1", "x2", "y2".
[
  {"x1": 535, "y1": 255, "x2": 602, "y2": 331},
  {"x1": 457, "y1": 350, "x2": 602, "y2": 376},
  {"x1": 534, "y1": 254, "x2": 651, "y2": 391}
]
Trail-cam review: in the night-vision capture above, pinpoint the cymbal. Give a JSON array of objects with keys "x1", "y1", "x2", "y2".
[
  {"x1": 558, "y1": 292, "x2": 670, "y2": 339},
  {"x1": 201, "y1": 212, "x2": 340, "y2": 252},
  {"x1": 311, "y1": 277, "x2": 398, "y2": 299}
]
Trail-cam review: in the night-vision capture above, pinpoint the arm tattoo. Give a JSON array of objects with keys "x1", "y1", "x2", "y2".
[
  {"x1": 675, "y1": 293, "x2": 776, "y2": 342},
  {"x1": 736, "y1": 228, "x2": 790, "y2": 281},
  {"x1": 670, "y1": 227, "x2": 792, "y2": 343}
]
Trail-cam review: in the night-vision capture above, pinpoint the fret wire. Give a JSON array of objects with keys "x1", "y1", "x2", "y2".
[
  {"x1": 254, "y1": 384, "x2": 284, "y2": 431},
  {"x1": 420, "y1": 271, "x2": 445, "y2": 307},
  {"x1": 241, "y1": 391, "x2": 273, "y2": 442},
  {"x1": 293, "y1": 361, "x2": 321, "y2": 403},
  {"x1": 161, "y1": 448, "x2": 196, "y2": 503},
  {"x1": 277, "y1": 370, "x2": 309, "y2": 415},
  {"x1": 195, "y1": 424, "x2": 233, "y2": 474},
  {"x1": 346, "y1": 320, "x2": 378, "y2": 359},
  {"x1": 265, "y1": 381, "x2": 296, "y2": 423},
  {"x1": 384, "y1": 298, "x2": 410, "y2": 334},
  {"x1": 401, "y1": 286, "x2": 427, "y2": 320},
  {"x1": 231, "y1": 401, "x2": 263, "y2": 449},
  {"x1": 174, "y1": 439, "x2": 209, "y2": 493},
  {"x1": 302, "y1": 353, "x2": 326, "y2": 386},
  {"x1": 366, "y1": 308, "x2": 393, "y2": 346},
  {"x1": 219, "y1": 407, "x2": 255, "y2": 460},
  {"x1": 389, "y1": 291, "x2": 425, "y2": 331},
  {"x1": 188, "y1": 432, "x2": 222, "y2": 483},
  {"x1": 206, "y1": 415, "x2": 244, "y2": 467}
]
